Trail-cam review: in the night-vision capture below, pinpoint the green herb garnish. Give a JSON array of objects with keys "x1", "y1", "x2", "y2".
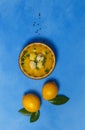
[
  {"x1": 45, "y1": 68, "x2": 50, "y2": 73},
  {"x1": 23, "y1": 50, "x2": 28, "y2": 54},
  {"x1": 45, "y1": 51, "x2": 48, "y2": 54},
  {"x1": 21, "y1": 58, "x2": 24, "y2": 61},
  {"x1": 36, "y1": 66, "x2": 39, "y2": 70},
  {"x1": 42, "y1": 57, "x2": 46, "y2": 66},
  {"x1": 22, "y1": 50, "x2": 30, "y2": 58},
  {"x1": 26, "y1": 54, "x2": 30, "y2": 57},
  {"x1": 21, "y1": 62, "x2": 24, "y2": 65},
  {"x1": 34, "y1": 59, "x2": 38, "y2": 64}
]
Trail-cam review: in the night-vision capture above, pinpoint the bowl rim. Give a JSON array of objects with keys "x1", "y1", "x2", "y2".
[{"x1": 18, "y1": 42, "x2": 56, "y2": 79}]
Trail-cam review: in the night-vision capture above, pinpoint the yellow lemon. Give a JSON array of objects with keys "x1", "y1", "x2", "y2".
[
  {"x1": 42, "y1": 82, "x2": 58, "y2": 100},
  {"x1": 22, "y1": 94, "x2": 40, "y2": 112}
]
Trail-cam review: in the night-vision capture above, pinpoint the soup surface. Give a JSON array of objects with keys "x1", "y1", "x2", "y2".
[{"x1": 19, "y1": 43, "x2": 55, "y2": 79}]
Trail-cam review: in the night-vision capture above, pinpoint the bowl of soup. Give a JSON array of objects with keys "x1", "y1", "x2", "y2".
[{"x1": 19, "y1": 42, "x2": 56, "y2": 79}]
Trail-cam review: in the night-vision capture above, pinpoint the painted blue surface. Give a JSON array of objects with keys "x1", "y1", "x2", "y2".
[{"x1": 0, "y1": 0, "x2": 85, "y2": 129}]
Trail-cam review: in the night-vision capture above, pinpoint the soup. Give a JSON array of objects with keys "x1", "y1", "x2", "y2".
[{"x1": 19, "y1": 43, "x2": 56, "y2": 79}]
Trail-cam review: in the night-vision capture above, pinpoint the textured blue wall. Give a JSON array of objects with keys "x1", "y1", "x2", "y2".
[{"x1": 0, "y1": 0, "x2": 85, "y2": 130}]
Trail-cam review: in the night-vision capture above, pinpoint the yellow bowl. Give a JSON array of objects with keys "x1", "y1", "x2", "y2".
[{"x1": 19, "y1": 42, "x2": 56, "y2": 79}]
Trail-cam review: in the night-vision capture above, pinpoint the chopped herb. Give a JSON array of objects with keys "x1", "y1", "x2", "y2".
[
  {"x1": 23, "y1": 50, "x2": 28, "y2": 54},
  {"x1": 22, "y1": 50, "x2": 29, "y2": 58},
  {"x1": 36, "y1": 66, "x2": 39, "y2": 70},
  {"x1": 34, "y1": 59, "x2": 38, "y2": 64},
  {"x1": 21, "y1": 62, "x2": 24, "y2": 65},
  {"x1": 23, "y1": 53, "x2": 30, "y2": 58},
  {"x1": 45, "y1": 51, "x2": 48, "y2": 54},
  {"x1": 21, "y1": 58, "x2": 24, "y2": 61},
  {"x1": 45, "y1": 68, "x2": 50, "y2": 73},
  {"x1": 26, "y1": 54, "x2": 30, "y2": 57},
  {"x1": 42, "y1": 57, "x2": 46, "y2": 66}
]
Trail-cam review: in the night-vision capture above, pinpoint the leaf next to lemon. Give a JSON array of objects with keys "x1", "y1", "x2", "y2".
[
  {"x1": 18, "y1": 108, "x2": 40, "y2": 123},
  {"x1": 22, "y1": 93, "x2": 41, "y2": 113},
  {"x1": 30, "y1": 111, "x2": 40, "y2": 123},
  {"x1": 18, "y1": 93, "x2": 41, "y2": 123},
  {"x1": 42, "y1": 82, "x2": 58, "y2": 100},
  {"x1": 49, "y1": 95, "x2": 69, "y2": 105},
  {"x1": 18, "y1": 108, "x2": 31, "y2": 116}
]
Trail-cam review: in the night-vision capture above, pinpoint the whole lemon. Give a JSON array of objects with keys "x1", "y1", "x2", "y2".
[
  {"x1": 22, "y1": 94, "x2": 40, "y2": 112},
  {"x1": 42, "y1": 82, "x2": 58, "y2": 100}
]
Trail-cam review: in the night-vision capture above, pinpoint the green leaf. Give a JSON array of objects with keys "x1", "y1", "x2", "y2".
[
  {"x1": 30, "y1": 111, "x2": 40, "y2": 123},
  {"x1": 18, "y1": 108, "x2": 31, "y2": 116},
  {"x1": 49, "y1": 95, "x2": 69, "y2": 105}
]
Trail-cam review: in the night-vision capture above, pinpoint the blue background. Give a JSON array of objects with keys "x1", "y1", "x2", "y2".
[{"x1": 0, "y1": 0, "x2": 85, "y2": 130}]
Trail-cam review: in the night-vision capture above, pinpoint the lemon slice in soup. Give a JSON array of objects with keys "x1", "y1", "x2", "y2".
[{"x1": 19, "y1": 43, "x2": 56, "y2": 79}]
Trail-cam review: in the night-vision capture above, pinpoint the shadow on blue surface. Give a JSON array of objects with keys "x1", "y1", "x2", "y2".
[
  {"x1": 24, "y1": 90, "x2": 42, "y2": 105},
  {"x1": 22, "y1": 37, "x2": 59, "y2": 62}
]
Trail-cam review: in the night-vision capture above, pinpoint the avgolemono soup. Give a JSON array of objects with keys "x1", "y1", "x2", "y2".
[{"x1": 19, "y1": 43, "x2": 55, "y2": 79}]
